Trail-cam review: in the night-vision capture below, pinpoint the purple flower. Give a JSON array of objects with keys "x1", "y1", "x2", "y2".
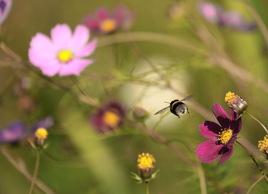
[
  {"x1": 90, "y1": 100, "x2": 126, "y2": 133},
  {"x1": 83, "y1": 5, "x2": 134, "y2": 34},
  {"x1": 196, "y1": 104, "x2": 242, "y2": 165},
  {"x1": 0, "y1": 122, "x2": 25, "y2": 143},
  {"x1": 28, "y1": 24, "x2": 97, "y2": 76},
  {"x1": 0, "y1": 0, "x2": 12, "y2": 25},
  {"x1": 198, "y1": 1, "x2": 256, "y2": 32}
]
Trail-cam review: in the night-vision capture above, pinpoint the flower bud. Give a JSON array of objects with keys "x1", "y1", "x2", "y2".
[
  {"x1": 34, "y1": 128, "x2": 48, "y2": 147},
  {"x1": 137, "y1": 153, "x2": 156, "y2": 180},
  {"x1": 225, "y1": 91, "x2": 247, "y2": 114}
]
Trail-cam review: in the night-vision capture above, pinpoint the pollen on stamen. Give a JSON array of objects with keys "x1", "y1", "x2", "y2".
[
  {"x1": 218, "y1": 129, "x2": 233, "y2": 144},
  {"x1": 100, "y1": 19, "x2": 117, "y2": 33},
  {"x1": 57, "y1": 49, "x2": 74, "y2": 63},
  {"x1": 35, "y1": 128, "x2": 48, "y2": 140},
  {"x1": 258, "y1": 135, "x2": 268, "y2": 154},
  {"x1": 103, "y1": 111, "x2": 121, "y2": 128}
]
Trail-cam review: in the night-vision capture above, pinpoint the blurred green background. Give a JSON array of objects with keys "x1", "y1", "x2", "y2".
[{"x1": 1, "y1": 0, "x2": 268, "y2": 193}]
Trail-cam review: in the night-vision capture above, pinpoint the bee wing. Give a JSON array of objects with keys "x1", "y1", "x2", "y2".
[
  {"x1": 181, "y1": 95, "x2": 194, "y2": 102},
  {"x1": 154, "y1": 106, "x2": 170, "y2": 115}
]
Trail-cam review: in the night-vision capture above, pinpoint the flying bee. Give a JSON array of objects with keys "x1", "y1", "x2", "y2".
[{"x1": 154, "y1": 95, "x2": 193, "y2": 118}]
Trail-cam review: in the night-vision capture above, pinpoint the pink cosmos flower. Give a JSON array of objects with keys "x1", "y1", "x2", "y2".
[
  {"x1": 83, "y1": 5, "x2": 134, "y2": 34},
  {"x1": 28, "y1": 24, "x2": 97, "y2": 76},
  {"x1": 196, "y1": 104, "x2": 242, "y2": 165},
  {"x1": 0, "y1": 0, "x2": 12, "y2": 25}
]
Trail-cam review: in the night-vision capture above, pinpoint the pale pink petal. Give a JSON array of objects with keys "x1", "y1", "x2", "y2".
[
  {"x1": 69, "y1": 25, "x2": 89, "y2": 49},
  {"x1": 58, "y1": 59, "x2": 93, "y2": 76},
  {"x1": 75, "y1": 38, "x2": 97, "y2": 57},
  {"x1": 29, "y1": 33, "x2": 56, "y2": 57},
  {"x1": 51, "y1": 24, "x2": 72, "y2": 48},
  {"x1": 212, "y1": 104, "x2": 230, "y2": 129},
  {"x1": 196, "y1": 140, "x2": 223, "y2": 163},
  {"x1": 199, "y1": 121, "x2": 221, "y2": 139},
  {"x1": 37, "y1": 59, "x2": 61, "y2": 77},
  {"x1": 218, "y1": 147, "x2": 234, "y2": 165}
]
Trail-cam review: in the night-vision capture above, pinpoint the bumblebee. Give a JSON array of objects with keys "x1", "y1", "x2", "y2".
[{"x1": 154, "y1": 95, "x2": 193, "y2": 118}]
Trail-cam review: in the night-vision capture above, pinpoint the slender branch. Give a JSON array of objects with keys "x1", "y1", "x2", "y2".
[
  {"x1": 246, "y1": 111, "x2": 268, "y2": 134},
  {"x1": 29, "y1": 151, "x2": 41, "y2": 194},
  {"x1": 0, "y1": 147, "x2": 55, "y2": 194}
]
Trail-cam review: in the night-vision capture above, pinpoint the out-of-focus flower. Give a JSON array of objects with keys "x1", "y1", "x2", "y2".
[
  {"x1": 28, "y1": 24, "x2": 97, "y2": 76},
  {"x1": 0, "y1": 0, "x2": 12, "y2": 25},
  {"x1": 34, "y1": 128, "x2": 48, "y2": 147},
  {"x1": 132, "y1": 106, "x2": 149, "y2": 122},
  {"x1": 258, "y1": 135, "x2": 268, "y2": 157},
  {"x1": 83, "y1": 5, "x2": 134, "y2": 34},
  {"x1": 167, "y1": 2, "x2": 185, "y2": 19},
  {"x1": 196, "y1": 104, "x2": 242, "y2": 165},
  {"x1": 198, "y1": 1, "x2": 256, "y2": 32},
  {"x1": 90, "y1": 100, "x2": 126, "y2": 133},
  {"x1": 0, "y1": 122, "x2": 25, "y2": 143},
  {"x1": 225, "y1": 91, "x2": 247, "y2": 114}
]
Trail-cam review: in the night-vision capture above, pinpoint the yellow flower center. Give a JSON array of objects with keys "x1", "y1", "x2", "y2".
[
  {"x1": 57, "y1": 49, "x2": 74, "y2": 63},
  {"x1": 35, "y1": 128, "x2": 48, "y2": 140},
  {"x1": 225, "y1": 91, "x2": 236, "y2": 103},
  {"x1": 218, "y1": 129, "x2": 233, "y2": 144},
  {"x1": 137, "y1": 153, "x2": 156, "y2": 170},
  {"x1": 100, "y1": 19, "x2": 117, "y2": 33},
  {"x1": 258, "y1": 135, "x2": 268, "y2": 153},
  {"x1": 103, "y1": 111, "x2": 121, "y2": 128}
]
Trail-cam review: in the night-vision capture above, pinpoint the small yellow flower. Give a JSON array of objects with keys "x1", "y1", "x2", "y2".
[
  {"x1": 225, "y1": 91, "x2": 247, "y2": 114},
  {"x1": 35, "y1": 128, "x2": 48, "y2": 140},
  {"x1": 258, "y1": 135, "x2": 268, "y2": 154},
  {"x1": 137, "y1": 153, "x2": 155, "y2": 180}
]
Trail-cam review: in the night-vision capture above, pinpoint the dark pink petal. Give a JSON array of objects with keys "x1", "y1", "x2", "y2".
[
  {"x1": 218, "y1": 147, "x2": 234, "y2": 165},
  {"x1": 196, "y1": 140, "x2": 222, "y2": 163},
  {"x1": 229, "y1": 108, "x2": 242, "y2": 133},
  {"x1": 212, "y1": 104, "x2": 230, "y2": 129},
  {"x1": 199, "y1": 121, "x2": 221, "y2": 139},
  {"x1": 83, "y1": 16, "x2": 99, "y2": 31},
  {"x1": 96, "y1": 8, "x2": 109, "y2": 20}
]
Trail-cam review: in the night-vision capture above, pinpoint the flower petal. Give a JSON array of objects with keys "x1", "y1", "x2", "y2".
[
  {"x1": 196, "y1": 140, "x2": 223, "y2": 163},
  {"x1": 218, "y1": 146, "x2": 234, "y2": 165},
  {"x1": 212, "y1": 104, "x2": 230, "y2": 129},
  {"x1": 58, "y1": 59, "x2": 93, "y2": 76},
  {"x1": 69, "y1": 25, "x2": 89, "y2": 49},
  {"x1": 29, "y1": 33, "x2": 56, "y2": 57},
  {"x1": 0, "y1": 122, "x2": 25, "y2": 143},
  {"x1": 199, "y1": 121, "x2": 221, "y2": 139},
  {"x1": 51, "y1": 24, "x2": 72, "y2": 48},
  {"x1": 229, "y1": 108, "x2": 242, "y2": 133},
  {"x1": 75, "y1": 38, "x2": 97, "y2": 57}
]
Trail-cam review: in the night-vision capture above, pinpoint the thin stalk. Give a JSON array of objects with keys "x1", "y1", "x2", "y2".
[
  {"x1": 246, "y1": 176, "x2": 265, "y2": 194},
  {"x1": 29, "y1": 151, "x2": 41, "y2": 194},
  {"x1": 145, "y1": 182, "x2": 149, "y2": 194},
  {"x1": 237, "y1": 140, "x2": 268, "y2": 181},
  {"x1": 246, "y1": 111, "x2": 268, "y2": 134}
]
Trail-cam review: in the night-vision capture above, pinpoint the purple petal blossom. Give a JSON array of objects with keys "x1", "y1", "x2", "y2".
[
  {"x1": 196, "y1": 104, "x2": 242, "y2": 165},
  {"x1": 0, "y1": 0, "x2": 12, "y2": 25},
  {"x1": 0, "y1": 122, "x2": 25, "y2": 143},
  {"x1": 198, "y1": 1, "x2": 256, "y2": 32},
  {"x1": 28, "y1": 24, "x2": 97, "y2": 77},
  {"x1": 83, "y1": 5, "x2": 134, "y2": 34}
]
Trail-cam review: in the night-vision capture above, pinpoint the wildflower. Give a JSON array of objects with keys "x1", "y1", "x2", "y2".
[
  {"x1": 225, "y1": 91, "x2": 247, "y2": 114},
  {"x1": 0, "y1": 0, "x2": 12, "y2": 25},
  {"x1": 258, "y1": 135, "x2": 268, "y2": 156},
  {"x1": 90, "y1": 100, "x2": 126, "y2": 133},
  {"x1": 132, "y1": 106, "x2": 149, "y2": 122},
  {"x1": 196, "y1": 104, "x2": 242, "y2": 165},
  {"x1": 0, "y1": 121, "x2": 25, "y2": 143},
  {"x1": 34, "y1": 128, "x2": 48, "y2": 147},
  {"x1": 83, "y1": 5, "x2": 134, "y2": 34},
  {"x1": 198, "y1": 1, "x2": 256, "y2": 32},
  {"x1": 28, "y1": 24, "x2": 97, "y2": 76},
  {"x1": 137, "y1": 153, "x2": 156, "y2": 180}
]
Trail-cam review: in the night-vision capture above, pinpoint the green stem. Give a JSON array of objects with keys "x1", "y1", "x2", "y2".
[
  {"x1": 237, "y1": 140, "x2": 268, "y2": 181},
  {"x1": 29, "y1": 151, "x2": 41, "y2": 194},
  {"x1": 145, "y1": 182, "x2": 149, "y2": 194},
  {"x1": 246, "y1": 176, "x2": 265, "y2": 194},
  {"x1": 246, "y1": 111, "x2": 268, "y2": 134}
]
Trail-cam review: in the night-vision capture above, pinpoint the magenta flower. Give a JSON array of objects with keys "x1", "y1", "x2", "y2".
[
  {"x1": 28, "y1": 24, "x2": 97, "y2": 76},
  {"x1": 0, "y1": 0, "x2": 12, "y2": 25},
  {"x1": 83, "y1": 5, "x2": 134, "y2": 34},
  {"x1": 90, "y1": 100, "x2": 126, "y2": 133},
  {"x1": 196, "y1": 104, "x2": 242, "y2": 165}
]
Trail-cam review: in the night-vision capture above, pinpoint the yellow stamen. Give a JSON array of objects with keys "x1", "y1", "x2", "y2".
[
  {"x1": 225, "y1": 91, "x2": 236, "y2": 103},
  {"x1": 103, "y1": 111, "x2": 120, "y2": 128},
  {"x1": 218, "y1": 129, "x2": 233, "y2": 144},
  {"x1": 137, "y1": 153, "x2": 155, "y2": 170},
  {"x1": 57, "y1": 49, "x2": 74, "y2": 63},
  {"x1": 35, "y1": 128, "x2": 48, "y2": 140},
  {"x1": 258, "y1": 135, "x2": 268, "y2": 153},
  {"x1": 100, "y1": 19, "x2": 117, "y2": 33}
]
